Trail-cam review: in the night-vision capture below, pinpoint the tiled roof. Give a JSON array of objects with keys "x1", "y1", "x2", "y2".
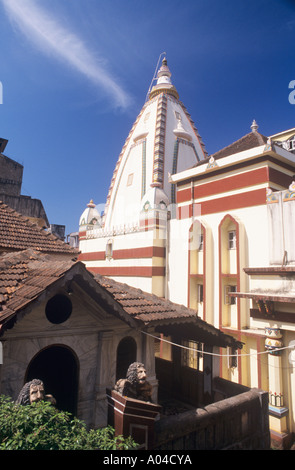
[
  {"x1": 0, "y1": 250, "x2": 242, "y2": 349},
  {"x1": 210, "y1": 131, "x2": 268, "y2": 160},
  {"x1": 0, "y1": 201, "x2": 78, "y2": 255},
  {"x1": 194, "y1": 131, "x2": 268, "y2": 168},
  {"x1": 0, "y1": 249, "x2": 75, "y2": 326},
  {"x1": 94, "y1": 274, "x2": 243, "y2": 348},
  {"x1": 95, "y1": 274, "x2": 196, "y2": 324}
]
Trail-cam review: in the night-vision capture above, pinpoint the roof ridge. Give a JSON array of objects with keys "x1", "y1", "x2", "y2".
[{"x1": 210, "y1": 131, "x2": 268, "y2": 159}]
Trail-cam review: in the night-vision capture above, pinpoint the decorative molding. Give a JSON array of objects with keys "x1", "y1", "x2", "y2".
[
  {"x1": 265, "y1": 328, "x2": 283, "y2": 355},
  {"x1": 206, "y1": 156, "x2": 218, "y2": 170},
  {"x1": 268, "y1": 404, "x2": 289, "y2": 418},
  {"x1": 152, "y1": 94, "x2": 167, "y2": 187}
]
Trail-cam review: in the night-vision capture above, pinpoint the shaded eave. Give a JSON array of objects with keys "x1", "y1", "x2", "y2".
[{"x1": 152, "y1": 319, "x2": 243, "y2": 350}]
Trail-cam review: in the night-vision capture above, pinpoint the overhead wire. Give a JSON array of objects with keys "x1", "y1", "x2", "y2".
[{"x1": 141, "y1": 330, "x2": 295, "y2": 358}]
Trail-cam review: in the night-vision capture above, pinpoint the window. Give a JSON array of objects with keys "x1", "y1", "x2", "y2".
[
  {"x1": 182, "y1": 340, "x2": 203, "y2": 370},
  {"x1": 283, "y1": 136, "x2": 295, "y2": 151},
  {"x1": 175, "y1": 111, "x2": 181, "y2": 121},
  {"x1": 197, "y1": 284, "x2": 204, "y2": 303},
  {"x1": 224, "y1": 285, "x2": 237, "y2": 305},
  {"x1": 106, "y1": 239, "x2": 113, "y2": 259},
  {"x1": 127, "y1": 173, "x2": 134, "y2": 186},
  {"x1": 227, "y1": 347, "x2": 238, "y2": 368},
  {"x1": 45, "y1": 294, "x2": 72, "y2": 324},
  {"x1": 198, "y1": 233, "x2": 204, "y2": 251},
  {"x1": 228, "y1": 230, "x2": 236, "y2": 249}
]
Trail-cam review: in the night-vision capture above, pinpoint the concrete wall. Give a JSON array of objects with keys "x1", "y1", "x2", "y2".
[
  {"x1": 154, "y1": 382, "x2": 270, "y2": 450},
  {"x1": 0, "y1": 154, "x2": 23, "y2": 197},
  {"x1": 0, "y1": 284, "x2": 158, "y2": 429}
]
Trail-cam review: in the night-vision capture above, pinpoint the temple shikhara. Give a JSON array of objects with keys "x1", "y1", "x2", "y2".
[
  {"x1": 78, "y1": 57, "x2": 295, "y2": 449},
  {"x1": 79, "y1": 57, "x2": 208, "y2": 296}
]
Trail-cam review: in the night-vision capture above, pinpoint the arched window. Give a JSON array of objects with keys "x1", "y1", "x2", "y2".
[
  {"x1": 26, "y1": 345, "x2": 79, "y2": 415},
  {"x1": 106, "y1": 239, "x2": 113, "y2": 260},
  {"x1": 188, "y1": 220, "x2": 206, "y2": 319},
  {"x1": 116, "y1": 337, "x2": 137, "y2": 380},
  {"x1": 219, "y1": 214, "x2": 240, "y2": 329}
]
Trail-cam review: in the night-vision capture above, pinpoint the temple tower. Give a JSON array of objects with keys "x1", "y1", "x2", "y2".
[{"x1": 79, "y1": 57, "x2": 207, "y2": 296}]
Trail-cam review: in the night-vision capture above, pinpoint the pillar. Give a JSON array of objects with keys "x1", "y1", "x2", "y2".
[
  {"x1": 93, "y1": 330, "x2": 115, "y2": 428},
  {"x1": 107, "y1": 390, "x2": 161, "y2": 449},
  {"x1": 141, "y1": 332, "x2": 158, "y2": 403},
  {"x1": 265, "y1": 327, "x2": 291, "y2": 448}
]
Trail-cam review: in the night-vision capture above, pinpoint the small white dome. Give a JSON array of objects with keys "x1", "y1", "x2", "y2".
[
  {"x1": 173, "y1": 119, "x2": 192, "y2": 141},
  {"x1": 79, "y1": 200, "x2": 101, "y2": 228}
]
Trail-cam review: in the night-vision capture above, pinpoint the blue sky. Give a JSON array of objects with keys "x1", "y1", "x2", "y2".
[{"x1": 0, "y1": 0, "x2": 295, "y2": 235}]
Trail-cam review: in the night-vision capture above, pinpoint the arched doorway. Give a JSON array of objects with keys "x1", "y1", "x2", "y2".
[
  {"x1": 116, "y1": 337, "x2": 137, "y2": 380},
  {"x1": 26, "y1": 345, "x2": 79, "y2": 415}
]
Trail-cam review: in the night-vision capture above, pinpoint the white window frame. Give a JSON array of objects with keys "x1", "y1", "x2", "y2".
[
  {"x1": 127, "y1": 173, "x2": 134, "y2": 186},
  {"x1": 224, "y1": 285, "x2": 237, "y2": 305},
  {"x1": 228, "y1": 230, "x2": 236, "y2": 250}
]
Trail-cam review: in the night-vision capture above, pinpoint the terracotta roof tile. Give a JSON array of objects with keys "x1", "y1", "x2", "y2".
[
  {"x1": 0, "y1": 249, "x2": 76, "y2": 324},
  {"x1": 94, "y1": 274, "x2": 197, "y2": 324},
  {"x1": 0, "y1": 250, "x2": 242, "y2": 349},
  {"x1": 210, "y1": 131, "x2": 268, "y2": 160},
  {"x1": 194, "y1": 131, "x2": 268, "y2": 168},
  {"x1": 0, "y1": 201, "x2": 78, "y2": 255}
]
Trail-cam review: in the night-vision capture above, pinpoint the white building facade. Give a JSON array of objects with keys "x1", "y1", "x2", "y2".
[{"x1": 79, "y1": 59, "x2": 295, "y2": 448}]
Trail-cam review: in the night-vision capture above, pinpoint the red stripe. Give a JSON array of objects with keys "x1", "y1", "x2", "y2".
[
  {"x1": 78, "y1": 252, "x2": 105, "y2": 261},
  {"x1": 87, "y1": 266, "x2": 165, "y2": 277},
  {"x1": 79, "y1": 246, "x2": 165, "y2": 262},
  {"x1": 176, "y1": 155, "x2": 295, "y2": 188},
  {"x1": 177, "y1": 166, "x2": 291, "y2": 204},
  {"x1": 178, "y1": 188, "x2": 266, "y2": 219},
  {"x1": 79, "y1": 231, "x2": 86, "y2": 239},
  {"x1": 113, "y1": 246, "x2": 165, "y2": 259},
  {"x1": 177, "y1": 187, "x2": 192, "y2": 204}
]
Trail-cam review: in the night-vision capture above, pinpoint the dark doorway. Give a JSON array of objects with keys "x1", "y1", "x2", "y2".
[
  {"x1": 116, "y1": 337, "x2": 137, "y2": 380},
  {"x1": 26, "y1": 345, "x2": 79, "y2": 415}
]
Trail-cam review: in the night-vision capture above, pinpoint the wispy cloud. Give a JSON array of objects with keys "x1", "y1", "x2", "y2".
[{"x1": 1, "y1": 0, "x2": 131, "y2": 109}]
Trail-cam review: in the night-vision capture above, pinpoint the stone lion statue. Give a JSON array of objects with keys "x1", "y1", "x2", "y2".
[
  {"x1": 16, "y1": 378, "x2": 56, "y2": 406},
  {"x1": 114, "y1": 362, "x2": 152, "y2": 402}
]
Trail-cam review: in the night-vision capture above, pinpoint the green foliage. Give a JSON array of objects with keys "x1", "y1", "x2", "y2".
[{"x1": 0, "y1": 395, "x2": 137, "y2": 450}]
